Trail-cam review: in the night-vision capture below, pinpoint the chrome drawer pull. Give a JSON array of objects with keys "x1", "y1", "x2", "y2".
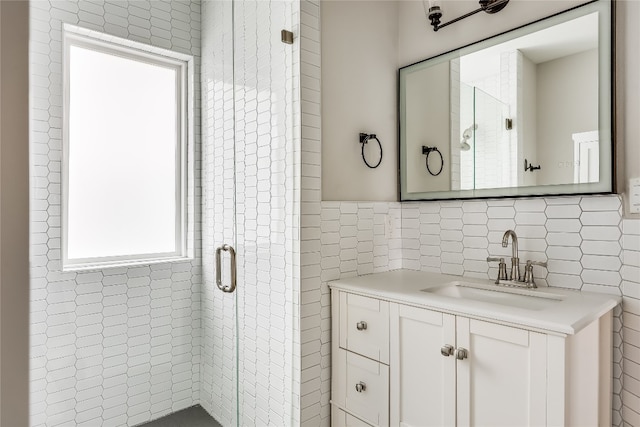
[
  {"x1": 355, "y1": 382, "x2": 366, "y2": 393},
  {"x1": 455, "y1": 347, "x2": 468, "y2": 360},
  {"x1": 356, "y1": 321, "x2": 368, "y2": 331},
  {"x1": 440, "y1": 344, "x2": 454, "y2": 357}
]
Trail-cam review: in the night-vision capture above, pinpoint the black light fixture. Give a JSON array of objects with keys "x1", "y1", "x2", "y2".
[{"x1": 426, "y1": 0, "x2": 510, "y2": 32}]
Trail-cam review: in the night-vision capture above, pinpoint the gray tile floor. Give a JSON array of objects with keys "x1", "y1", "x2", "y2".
[{"x1": 138, "y1": 405, "x2": 222, "y2": 427}]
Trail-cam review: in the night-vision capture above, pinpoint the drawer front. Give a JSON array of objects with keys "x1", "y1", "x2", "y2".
[
  {"x1": 334, "y1": 348, "x2": 389, "y2": 427},
  {"x1": 340, "y1": 292, "x2": 390, "y2": 364},
  {"x1": 332, "y1": 407, "x2": 374, "y2": 427}
]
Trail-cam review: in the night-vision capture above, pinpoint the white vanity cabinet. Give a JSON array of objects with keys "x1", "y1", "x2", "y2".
[
  {"x1": 390, "y1": 303, "x2": 548, "y2": 427},
  {"x1": 330, "y1": 270, "x2": 617, "y2": 427}
]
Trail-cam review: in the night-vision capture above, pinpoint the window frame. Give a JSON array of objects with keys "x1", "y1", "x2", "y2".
[{"x1": 62, "y1": 25, "x2": 193, "y2": 271}]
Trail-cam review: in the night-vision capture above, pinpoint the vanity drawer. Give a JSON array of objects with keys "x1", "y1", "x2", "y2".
[
  {"x1": 339, "y1": 292, "x2": 389, "y2": 364},
  {"x1": 334, "y1": 348, "x2": 389, "y2": 427},
  {"x1": 332, "y1": 407, "x2": 374, "y2": 427}
]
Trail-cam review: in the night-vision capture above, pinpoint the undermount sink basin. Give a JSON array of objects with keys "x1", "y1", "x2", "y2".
[{"x1": 420, "y1": 281, "x2": 564, "y2": 311}]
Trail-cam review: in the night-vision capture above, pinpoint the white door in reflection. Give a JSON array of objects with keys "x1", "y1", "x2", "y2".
[{"x1": 573, "y1": 130, "x2": 599, "y2": 183}]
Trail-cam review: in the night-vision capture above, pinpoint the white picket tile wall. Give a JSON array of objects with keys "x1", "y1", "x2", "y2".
[
  {"x1": 622, "y1": 218, "x2": 640, "y2": 426},
  {"x1": 299, "y1": 1, "x2": 326, "y2": 425},
  {"x1": 29, "y1": 1, "x2": 202, "y2": 426},
  {"x1": 402, "y1": 195, "x2": 624, "y2": 292}
]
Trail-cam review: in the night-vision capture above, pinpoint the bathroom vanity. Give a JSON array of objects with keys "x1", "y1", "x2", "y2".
[{"x1": 329, "y1": 269, "x2": 620, "y2": 427}]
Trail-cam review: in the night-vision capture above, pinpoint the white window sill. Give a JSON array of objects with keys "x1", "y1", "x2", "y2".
[{"x1": 62, "y1": 255, "x2": 194, "y2": 273}]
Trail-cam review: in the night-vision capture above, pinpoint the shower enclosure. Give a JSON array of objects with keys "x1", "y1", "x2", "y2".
[{"x1": 200, "y1": 1, "x2": 297, "y2": 426}]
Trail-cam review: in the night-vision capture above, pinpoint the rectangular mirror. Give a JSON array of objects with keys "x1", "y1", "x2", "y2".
[{"x1": 399, "y1": 0, "x2": 613, "y2": 201}]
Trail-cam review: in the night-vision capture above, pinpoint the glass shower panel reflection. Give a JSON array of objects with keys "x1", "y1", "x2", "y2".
[
  {"x1": 459, "y1": 85, "x2": 512, "y2": 190},
  {"x1": 472, "y1": 88, "x2": 513, "y2": 190},
  {"x1": 458, "y1": 85, "x2": 513, "y2": 191},
  {"x1": 459, "y1": 82, "x2": 474, "y2": 190}
]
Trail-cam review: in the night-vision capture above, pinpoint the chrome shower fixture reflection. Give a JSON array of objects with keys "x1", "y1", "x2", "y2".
[
  {"x1": 425, "y1": 0, "x2": 510, "y2": 32},
  {"x1": 460, "y1": 124, "x2": 477, "y2": 151}
]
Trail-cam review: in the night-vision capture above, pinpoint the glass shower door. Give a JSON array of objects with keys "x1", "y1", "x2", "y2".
[
  {"x1": 232, "y1": 1, "x2": 295, "y2": 425},
  {"x1": 202, "y1": 0, "x2": 296, "y2": 425},
  {"x1": 201, "y1": 0, "x2": 240, "y2": 425}
]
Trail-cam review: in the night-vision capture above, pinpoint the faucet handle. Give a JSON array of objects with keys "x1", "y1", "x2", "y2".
[
  {"x1": 523, "y1": 260, "x2": 548, "y2": 288},
  {"x1": 529, "y1": 260, "x2": 547, "y2": 267},
  {"x1": 487, "y1": 257, "x2": 508, "y2": 284}
]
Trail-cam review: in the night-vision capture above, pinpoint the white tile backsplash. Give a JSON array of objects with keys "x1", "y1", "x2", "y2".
[
  {"x1": 298, "y1": 1, "x2": 328, "y2": 425},
  {"x1": 622, "y1": 218, "x2": 640, "y2": 425}
]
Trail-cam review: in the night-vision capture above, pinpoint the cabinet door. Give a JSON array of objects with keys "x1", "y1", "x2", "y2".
[
  {"x1": 390, "y1": 304, "x2": 456, "y2": 427},
  {"x1": 456, "y1": 317, "x2": 547, "y2": 427}
]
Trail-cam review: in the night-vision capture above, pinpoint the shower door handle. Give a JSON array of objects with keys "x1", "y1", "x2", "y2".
[{"x1": 216, "y1": 244, "x2": 237, "y2": 293}]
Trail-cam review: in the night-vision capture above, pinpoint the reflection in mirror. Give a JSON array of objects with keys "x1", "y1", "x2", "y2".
[
  {"x1": 399, "y1": 0, "x2": 612, "y2": 201},
  {"x1": 455, "y1": 84, "x2": 510, "y2": 190}
]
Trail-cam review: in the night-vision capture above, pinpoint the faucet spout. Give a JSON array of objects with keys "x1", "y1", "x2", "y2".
[
  {"x1": 502, "y1": 229, "x2": 518, "y2": 259},
  {"x1": 501, "y1": 230, "x2": 520, "y2": 281}
]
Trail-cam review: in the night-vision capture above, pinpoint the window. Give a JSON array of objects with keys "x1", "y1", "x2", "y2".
[{"x1": 62, "y1": 26, "x2": 192, "y2": 270}]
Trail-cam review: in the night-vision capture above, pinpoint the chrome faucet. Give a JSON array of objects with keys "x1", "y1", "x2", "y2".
[
  {"x1": 487, "y1": 229, "x2": 547, "y2": 288},
  {"x1": 502, "y1": 230, "x2": 520, "y2": 281}
]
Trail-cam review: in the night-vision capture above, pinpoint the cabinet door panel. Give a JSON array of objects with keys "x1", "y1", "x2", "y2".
[
  {"x1": 390, "y1": 304, "x2": 456, "y2": 427},
  {"x1": 456, "y1": 318, "x2": 547, "y2": 427}
]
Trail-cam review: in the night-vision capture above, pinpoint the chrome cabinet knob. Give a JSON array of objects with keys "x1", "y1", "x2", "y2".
[
  {"x1": 455, "y1": 347, "x2": 468, "y2": 360},
  {"x1": 355, "y1": 382, "x2": 366, "y2": 393},
  {"x1": 440, "y1": 344, "x2": 454, "y2": 357},
  {"x1": 356, "y1": 321, "x2": 367, "y2": 331}
]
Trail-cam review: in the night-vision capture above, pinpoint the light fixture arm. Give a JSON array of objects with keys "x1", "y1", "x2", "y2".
[{"x1": 428, "y1": 0, "x2": 509, "y2": 32}]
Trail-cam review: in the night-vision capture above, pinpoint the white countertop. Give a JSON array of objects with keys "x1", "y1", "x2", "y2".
[{"x1": 328, "y1": 269, "x2": 620, "y2": 335}]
